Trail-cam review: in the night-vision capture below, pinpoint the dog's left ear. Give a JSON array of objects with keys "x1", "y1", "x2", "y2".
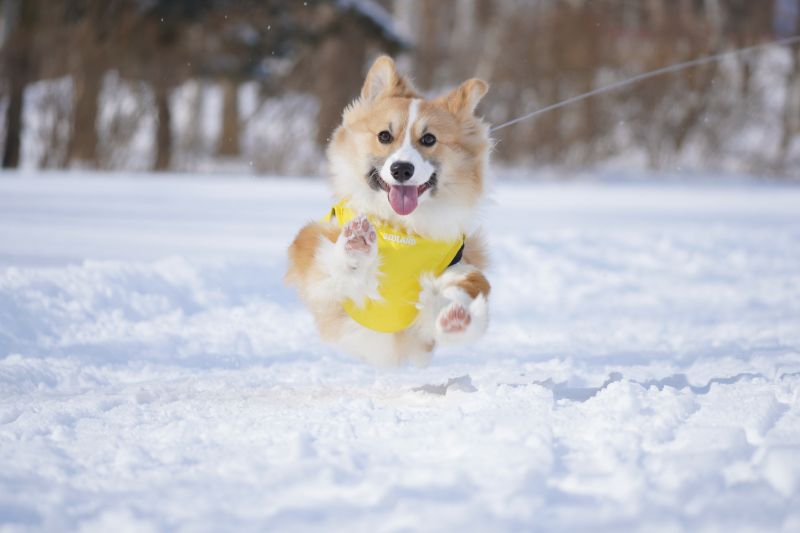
[
  {"x1": 361, "y1": 56, "x2": 415, "y2": 101},
  {"x1": 442, "y1": 78, "x2": 489, "y2": 117}
]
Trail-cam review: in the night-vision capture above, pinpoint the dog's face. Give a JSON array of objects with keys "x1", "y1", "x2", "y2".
[{"x1": 327, "y1": 56, "x2": 490, "y2": 239}]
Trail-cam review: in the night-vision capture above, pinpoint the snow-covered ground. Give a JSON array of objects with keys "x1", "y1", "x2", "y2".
[{"x1": 1, "y1": 171, "x2": 799, "y2": 532}]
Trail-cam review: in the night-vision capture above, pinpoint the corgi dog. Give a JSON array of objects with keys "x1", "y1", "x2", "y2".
[{"x1": 285, "y1": 56, "x2": 491, "y2": 366}]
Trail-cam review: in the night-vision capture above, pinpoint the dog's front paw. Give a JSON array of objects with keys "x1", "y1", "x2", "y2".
[
  {"x1": 437, "y1": 302, "x2": 471, "y2": 334},
  {"x1": 342, "y1": 215, "x2": 377, "y2": 256}
]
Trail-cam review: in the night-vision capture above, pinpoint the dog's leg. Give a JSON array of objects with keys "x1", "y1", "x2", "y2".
[
  {"x1": 415, "y1": 264, "x2": 490, "y2": 347},
  {"x1": 286, "y1": 215, "x2": 381, "y2": 308}
]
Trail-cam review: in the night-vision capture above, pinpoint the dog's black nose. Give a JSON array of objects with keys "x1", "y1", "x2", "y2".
[{"x1": 390, "y1": 161, "x2": 415, "y2": 182}]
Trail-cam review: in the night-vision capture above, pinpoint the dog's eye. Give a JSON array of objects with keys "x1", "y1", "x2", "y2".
[
  {"x1": 378, "y1": 130, "x2": 393, "y2": 144},
  {"x1": 419, "y1": 133, "x2": 437, "y2": 147}
]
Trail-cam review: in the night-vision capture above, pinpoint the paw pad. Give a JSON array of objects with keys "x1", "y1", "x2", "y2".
[
  {"x1": 343, "y1": 215, "x2": 377, "y2": 254},
  {"x1": 438, "y1": 303, "x2": 471, "y2": 334}
]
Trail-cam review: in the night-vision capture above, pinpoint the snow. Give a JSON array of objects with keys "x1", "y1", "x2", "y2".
[
  {"x1": 336, "y1": 0, "x2": 413, "y2": 49},
  {"x1": 1, "y1": 170, "x2": 799, "y2": 531}
]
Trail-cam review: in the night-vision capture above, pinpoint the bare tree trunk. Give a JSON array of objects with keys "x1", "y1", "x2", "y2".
[
  {"x1": 59, "y1": 0, "x2": 107, "y2": 168},
  {"x1": 413, "y1": 1, "x2": 442, "y2": 89},
  {"x1": 313, "y1": 22, "x2": 366, "y2": 147},
  {"x1": 2, "y1": 74, "x2": 25, "y2": 168},
  {"x1": 778, "y1": 48, "x2": 800, "y2": 168},
  {"x1": 154, "y1": 84, "x2": 172, "y2": 171},
  {"x1": 2, "y1": 0, "x2": 33, "y2": 169},
  {"x1": 703, "y1": 0, "x2": 723, "y2": 40},
  {"x1": 217, "y1": 79, "x2": 240, "y2": 156},
  {"x1": 646, "y1": 0, "x2": 665, "y2": 28},
  {"x1": 67, "y1": 71, "x2": 101, "y2": 165}
]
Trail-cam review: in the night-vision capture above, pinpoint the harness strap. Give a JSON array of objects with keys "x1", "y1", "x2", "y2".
[{"x1": 448, "y1": 242, "x2": 464, "y2": 268}]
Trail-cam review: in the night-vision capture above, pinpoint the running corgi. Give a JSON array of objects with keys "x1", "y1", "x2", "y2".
[{"x1": 286, "y1": 56, "x2": 490, "y2": 366}]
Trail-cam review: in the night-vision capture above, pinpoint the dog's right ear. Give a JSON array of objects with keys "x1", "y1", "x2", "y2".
[
  {"x1": 441, "y1": 78, "x2": 489, "y2": 117},
  {"x1": 361, "y1": 56, "x2": 414, "y2": 101}
]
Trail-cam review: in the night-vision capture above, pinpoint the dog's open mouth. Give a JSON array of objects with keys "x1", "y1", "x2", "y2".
[{"x1": 369, "y1": 168, "x2": 437, "y2": 216}]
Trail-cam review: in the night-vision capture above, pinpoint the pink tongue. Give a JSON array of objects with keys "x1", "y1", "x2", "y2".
[{"x1": 388, "y1": 185, "x2": 419, "y2": 215}]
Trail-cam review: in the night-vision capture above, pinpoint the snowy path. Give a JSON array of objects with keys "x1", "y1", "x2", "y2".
[{"x1": 1, "y1": 172, "x2": 799, "y2": 532}]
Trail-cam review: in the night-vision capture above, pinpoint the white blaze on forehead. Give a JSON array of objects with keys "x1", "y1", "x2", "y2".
[
  {"x1": 379, "y1": 99, "x2": 436, "y2": 187},
  {"x1": 403, "y1": 99, "x2": 420, "y2": 146}
]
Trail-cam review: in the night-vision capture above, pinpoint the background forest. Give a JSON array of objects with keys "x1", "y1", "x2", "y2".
[{"x1": 2, "y1": 0, "x2": 799, "y2": 177}]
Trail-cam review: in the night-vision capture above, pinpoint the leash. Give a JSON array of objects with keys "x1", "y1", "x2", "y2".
[{"x1": 490, "y1": 34, "x2": 800, "y2": 133}]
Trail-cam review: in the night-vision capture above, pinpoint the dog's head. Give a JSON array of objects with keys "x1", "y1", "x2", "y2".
[{"x1": 327, "y1": 56, "x2": 490, "y2": 239}]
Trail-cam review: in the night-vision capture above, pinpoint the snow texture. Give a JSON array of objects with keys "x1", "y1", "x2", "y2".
[{"x1": 1, "y1": 171, "x2": 799, "y2": 532}]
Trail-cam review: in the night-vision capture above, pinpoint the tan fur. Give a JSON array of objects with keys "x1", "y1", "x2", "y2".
[
  {"x1": 286, "y1": 56, "x2": 492, "y2": 366},
  {"x1": 463, "y1": 231, "x2": 489, "y2": 271},
  {"x1": 285, "y1": 221, "x2": 348, "y2": 341},
  {"x1": 438, "y1": 78, "x2": 489, "y2": 117},
  {"x1": 284, "y1": 221, "x2": 339, "y2": 286},
  {"x1": 457, "y1": 271, "x2": 491, "y2": 299},
  {"x1": 327, "y1": 99, "x2": 487, "y2": 234},
  {"x1": 360, "y1": 56, "x2": 418, "y2": 101},
  {"x1": 327, "y1": 58, "x2": 489, "y2": 238}
]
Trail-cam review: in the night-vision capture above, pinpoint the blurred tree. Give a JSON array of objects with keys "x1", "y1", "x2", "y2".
[
  {"x1": 217, "y1": 79, "x2": 239, "y2": 156},
  {"x1": 0, "y1": 0, "x2": 798, "y2": 176},
  {"x1": 0, "y1": 0, "x2": 409, "y2": 171},
  {"x1": 1, "y1": 0, "x2": 34, "y2": 168},
  {"x1": 396, "y1": 0, "x2": 796, "y2": 174},
  {"x1": 778, "y1": 5, "x2": 800, "y2": 168}
]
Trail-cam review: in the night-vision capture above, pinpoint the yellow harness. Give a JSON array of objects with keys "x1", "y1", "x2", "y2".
[{"x1": 325, "y1": 201, "x2": 464, "y2": 333}]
